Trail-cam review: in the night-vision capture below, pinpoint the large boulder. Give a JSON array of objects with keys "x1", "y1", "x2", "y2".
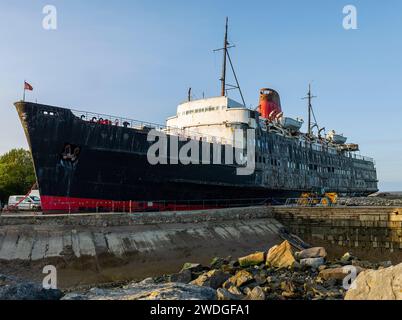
[
  {"x1": 318, "y1": 266, "x2": 365, "y2": 281},
  {"x1": 266, "y1": 241, "x2": 296, "y2": 269},
  {"x1": 62, "y1": 282, "x2": 216, "y2": 300},
  {"x1": 300, "y1": 257, "x2": 325, "y2": 269},
  {"x1": 226, "y1": 270, "x2": 254, "y2": 288},
  {"x1": 345, "y1": 264, "x2": 402, "y2": 300},
  {"x1": 190, "y1": 270, "x2": 230, "y2": 289},
  {"x1": 238, "y1": 252, "x2": 265, "y2": 268},
  {"x1": 295, "y1": 247, "x2": 327, "y2": 260}
]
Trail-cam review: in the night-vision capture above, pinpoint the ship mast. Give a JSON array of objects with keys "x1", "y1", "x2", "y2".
[
  {"x1": 302, "y1": 83, "x2": 317, "y2": 136},
  {"x1": 214, "y1": 17, "x2": 246, "y2": 106},
  {"x1": 220, "y1": 17, "x2": 228, "y2": 97}
]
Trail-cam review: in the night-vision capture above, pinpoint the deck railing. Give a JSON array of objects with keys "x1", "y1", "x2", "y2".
[
  {"x1": 70, "y1": 109, "x2": 235, "y2": 145},
  {"x1": 346, "y1": 152, "x2": 375, "y2": 163},
  {"x1": 70, "y1": 109, "x2": 375, "y2": 164}
]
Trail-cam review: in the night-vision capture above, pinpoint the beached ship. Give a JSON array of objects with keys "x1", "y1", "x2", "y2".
[{"x1": 14, "y1": 20, "x2": 378, "y2": 212}]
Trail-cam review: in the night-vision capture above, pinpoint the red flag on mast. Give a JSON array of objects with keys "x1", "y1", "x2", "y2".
[{"x1": 24, "y1": 81, "x2": 33, "y2": 91}]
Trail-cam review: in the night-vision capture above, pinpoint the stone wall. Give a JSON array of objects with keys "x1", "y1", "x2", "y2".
[
  {"x1": 272, "y1": 206, "x2": 402, "y2": 263},
  {"x1": 0, "y1": 206, "x2": 274, "y2": 227}
]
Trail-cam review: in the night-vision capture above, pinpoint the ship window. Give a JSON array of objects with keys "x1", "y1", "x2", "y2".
[{"x1": 43, "y1": 110, "x2": 57, "y2": 116}]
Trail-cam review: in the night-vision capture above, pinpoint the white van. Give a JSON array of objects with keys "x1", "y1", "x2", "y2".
[{"x1": 7, "y1": 192, "x2": 41, "y2": 211}]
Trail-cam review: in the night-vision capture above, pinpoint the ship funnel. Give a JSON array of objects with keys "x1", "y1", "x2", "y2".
[{"x1": 259, "y1": 88, "x2": 282, "y2": 120}]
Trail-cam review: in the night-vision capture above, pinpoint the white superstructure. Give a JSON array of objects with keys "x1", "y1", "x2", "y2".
[{"x1": 166, "y1": 96, "x2": 257, "y2": 146}]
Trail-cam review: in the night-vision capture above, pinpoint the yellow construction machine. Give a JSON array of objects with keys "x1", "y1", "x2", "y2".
[{"x1": 296, "y1": 192, "x2": 338, "y2": 207}]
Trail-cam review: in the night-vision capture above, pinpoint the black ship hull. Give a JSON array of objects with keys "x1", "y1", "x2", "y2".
[{"x1": 15, "y1": 101, "x2": 378, "y2": 213}]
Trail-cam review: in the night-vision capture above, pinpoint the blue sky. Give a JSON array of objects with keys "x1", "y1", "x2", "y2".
[{"x1": 0, "y1": 0, "x2": 401, "y2": 191}]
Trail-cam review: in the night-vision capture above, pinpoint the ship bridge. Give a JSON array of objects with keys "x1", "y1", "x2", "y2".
[{"x1": 166, "y1": 96, "x2": 257, "y2": 145}]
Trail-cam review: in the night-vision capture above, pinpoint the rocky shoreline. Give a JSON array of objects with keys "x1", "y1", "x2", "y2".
[
  {"x1": 1, "y1": 240, "x2": 400, "y2": 300},
  {"x1": 338, "y1": 196, "x2": 402, "y2": 207}
]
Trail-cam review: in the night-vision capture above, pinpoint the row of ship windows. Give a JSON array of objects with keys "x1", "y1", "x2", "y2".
[
  {"x1": 258, "y1": 141, "x2": 338, "y2": 159},
  {"x1": 257, "y1": 157, "x2": 362, "y2": 176},
  {"x1": 259, "y1": 146, "x2": 343, "y2": 167},
  {"x1": 178, "y1": 106, "x2": 224, "y2": 116}
]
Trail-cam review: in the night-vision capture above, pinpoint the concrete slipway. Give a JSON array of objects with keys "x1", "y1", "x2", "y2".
[{"x1": 0, "y1": 207, "x2": 285, "y2": 288}]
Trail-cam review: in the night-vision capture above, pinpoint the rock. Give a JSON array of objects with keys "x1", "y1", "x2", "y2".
[
  {"x1": 280, "y1": 280, "x2": 296, "y2": 294},
  {"x1": 322, "y1": 278, "x2": 337, "y2": 288},
  {"x1": 318, "y1": 265, "x2": 327, "y2": 272},
  {"x1": 345, "y1": 263, "x2": 402, "y2": 300},
  {"x1": 254, "y1": 273, "x2": 267, "y2": 286},
  {"x1": 0, "y1": 283, "x2": 63, "y2": 300},
  {"x1": 216, "y1": 288, "x2": 243, "y2": 301},
  {"x1": 245, "y1": 286, "x2": 265, "y2": 300},
  {"x1": 300, "y1": 258, "x2": 325, "y2": 269},
  {"x1": 238, "y1": 252, "x2": 265, "y2": 268},
  {"x1": 242, "y1": 287, "x2": 252, "y2": 295},
  {"x1": 281, "y1": 291, "x2": 295, "y2": 298},
  {"x1": 318, "y1": 266, "x2": 364, "y2": 281},
  {"x1": 295, "y1": 247, "x2": 327, "y2": 260},
  {"x1": 153, "y1": 275, "x2": 170, "y2": 284},
  {"x1": 227, "y1": 270, "x2": 254, "y2": 288},
  {"x1": 266, "y1": 276, "x2": 281, "y2": 290},
  {"x1": 210, "y1": 257, "x2": 228, "y2": 269},
  {"x1": 170, "y1": 269, "x2": 192, "y2": 284},
  {"x1": 291, "y1": 261, "x2": 303, "y2": 271},
  {"x1": 139, "y1": 277, "x2": 155, "y2": 285},
  {"x1": 379, "y1": 261, "x2": 393, "y2": 268},
  {"x1": 62, "y1": 282, "x2": 216, "y2": 300},
  {"x1": 351, "y1": 260, "x2": 376, "y2": 270},
  {"x1": 190, "y1": 270, "x2": 230, "y2": 289},
  {"x1": 311, "y1": 284, "x2": 329, "y2": 298},
  {"x1": 221, "y1": 264, "x2": 236, "y2": 274},
  {"x1": 266, "y1": 240, "x2": 296, "y2": 269},
  {"x1": 229, "y1": 260, "x2": 240, "y2": 268},
  {"x1": 228, "y1": 286, "x2": 243, "y2": 296},
  {"x1": 340, "y1": 252, "x2": 356, "y2": 263},
  {"x1": 180, "y1": 263, "x2": 204, "y2": 273}
]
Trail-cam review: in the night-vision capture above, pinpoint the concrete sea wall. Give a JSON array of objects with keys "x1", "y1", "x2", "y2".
[{"x1": 0, "y1": 207, "x2": 284, "y2": 288}]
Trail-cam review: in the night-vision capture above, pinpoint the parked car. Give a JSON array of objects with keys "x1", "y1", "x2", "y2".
[{"x1": 7, "y1": 194, "x2": 41, "y2": 211}]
